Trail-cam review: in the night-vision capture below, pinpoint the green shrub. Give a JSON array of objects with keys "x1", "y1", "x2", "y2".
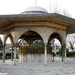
[
  {"x1": 6, "y1": 53, "x2": 11, "y2": 57},
  {"x1": 67, "y1": 51, "x2": 75, "y2": 57},
  {"x1": 59, "y1": 48, "x2": 62, "y2": 56},
  {"x1": 59, "y1": 48, "x2": 69, "y2": 56},
  {"x1": 0, "y1": 53, "x2": 2, "y2": 57}
]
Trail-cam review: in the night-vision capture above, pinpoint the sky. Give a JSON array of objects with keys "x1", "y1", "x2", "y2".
[
  {"x1": 0, "y1": 0, "x2": 75, "y2": 18},
  {"x1": 0, "y1": 0, "x2": 75, "y2": 43}
]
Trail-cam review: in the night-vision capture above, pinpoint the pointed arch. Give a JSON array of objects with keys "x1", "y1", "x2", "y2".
[
  {"x1": 48, "y1": 32, "x2": 65, "y2": 45},
  {"x1": 16, "y1": 30, "x2": 44, "y2": 43},
  {"x1": 4, "y1": 33, "x2": 14, "y2": 46}
]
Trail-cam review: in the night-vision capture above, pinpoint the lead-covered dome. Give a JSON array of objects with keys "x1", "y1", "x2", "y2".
[{"x1": 22, "y1": 6, "x2": 48, "y2": 14}]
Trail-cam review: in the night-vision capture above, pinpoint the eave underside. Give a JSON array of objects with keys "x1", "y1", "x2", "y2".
[
  {"x1": 0, "y1": 19, "x2": 68, "y2": 32},
  {"x1": 0, "y1": 13, "x2": 75, "y2": 34}
]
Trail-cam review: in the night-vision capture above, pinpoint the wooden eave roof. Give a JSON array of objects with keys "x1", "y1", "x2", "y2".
[{"x1": 0, "y1": 13, "x2": 75, "y2": 34}]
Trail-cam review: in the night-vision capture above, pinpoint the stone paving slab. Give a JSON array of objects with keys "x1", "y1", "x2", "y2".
[{"x1": 0, "y1": 57, "x2": 75, "y2": 75}]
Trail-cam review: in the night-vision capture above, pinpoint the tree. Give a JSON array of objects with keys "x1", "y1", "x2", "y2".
[
  {"x1": 49, "y1": 2, "x2": 74, "y2": 50},
  {"x1": 69, "y1": 41, "x2": 74, "y2": 50},
  {"x1": 32, "y1": 40, "x2": 44, "y2": 47},
  {"x1": 0, "y1": 38, "x2": 3, "y2": 52},
  {"x1": 66, "y1": 34, "x2": 75, "y2": 50},
  {"x1": 49, "y1": 2, "x2": 71, "y2": 17},
  {"x1": 59, "y1": 48, "x2": 69, "y2": 56}
]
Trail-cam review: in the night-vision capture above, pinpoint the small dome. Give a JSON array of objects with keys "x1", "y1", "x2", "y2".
[{"x1": 22, "y1": 6, "x2": 48, "y2": 14}]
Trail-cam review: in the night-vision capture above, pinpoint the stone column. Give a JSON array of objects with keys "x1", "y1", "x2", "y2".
[
  {"x1": 11, "y1": 46, "x2": 13, "y2": 61},
  {"x1": 64, "y1": 44, "x2": 66, "y2": 63},
  {"x1": 62, "y1": 44, "x2": 66, "y2": 62},
  {"x1": 18, "y1": 46, "x2": 21, "y2": 62},
  {"x1": 44, "y1": 43, "x2": 47, "y2": 65},
  {"x1": 62, "y1": 45, "x2": 63, "y2": 62},
  {"x1": 14, "y1": 43, "x2": 17, "y2": 65},
  {"x1": 3, "y1": 45, "x2": 5, "y2": 63}
]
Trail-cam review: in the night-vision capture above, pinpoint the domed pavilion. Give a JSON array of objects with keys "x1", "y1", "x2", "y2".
[
  {"x1": 0, "y1": 6, "x2": 75, "y2": 65},
  {"x1": 22, "y1": 6, "x2": 48, "y2": 14}
]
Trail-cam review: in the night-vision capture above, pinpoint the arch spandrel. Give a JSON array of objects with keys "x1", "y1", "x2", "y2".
[
  {"x1": 14, "y1": 27, "x2": 48, "y2": 43},
  {"x1": 13, "y1": 27, "x2": 66, "y2": 45},
  {"x1": 3, "y1": 33, "x2": 14, "y2": 46},
  {"x1": 47, "y1": 31, "x2": 66, "y2": 45}
]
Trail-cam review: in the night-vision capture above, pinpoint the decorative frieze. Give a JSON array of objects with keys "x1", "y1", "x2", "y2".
[{"x1": 1, "y1": 19, "x2": 69, "y2": 31}]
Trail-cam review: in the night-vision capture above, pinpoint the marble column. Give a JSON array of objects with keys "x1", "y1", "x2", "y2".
[
  {"x1": 62, "y1": 44, "x2": 66, "y2": 62},
  {"x1": 63, "y1": 44, "x2": 66, "y2": 63},
  {"x1": 3, "y1": 45, "x2": 5, "y2": 63},
  {"x1": 11, "y1": 46, "x2": 13, "y2": 61},
  {"x1": 14, "y1": 43, "x2": 17, "y2": 65},
  {"x1": 44, "y1": 43, "x2": 47, "y2": 65}
]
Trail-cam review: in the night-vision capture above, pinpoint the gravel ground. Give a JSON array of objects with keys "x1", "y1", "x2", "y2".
[{"x1": 0, "y1": 57, "x2": 75, "y2": 75}]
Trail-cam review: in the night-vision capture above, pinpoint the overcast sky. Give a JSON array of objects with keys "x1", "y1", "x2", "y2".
[
  {"x1": 0, "y1": 0, "x2": 75, "y2": 43},
  {"x1": 0, "y1": 0, "x2": 75, "y2": 18}
]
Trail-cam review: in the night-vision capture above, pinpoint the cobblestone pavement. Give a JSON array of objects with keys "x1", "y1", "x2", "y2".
[{"x1": 0, "y1": 57, "x2": 75, "y2": 75}]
